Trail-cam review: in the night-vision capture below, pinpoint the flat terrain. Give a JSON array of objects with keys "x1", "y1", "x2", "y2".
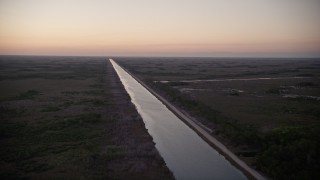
[
  {"x1": 116, "y1": 57, "x2": 320, "y2": 179},
  {"x1": 0, "y1": 56, "x2": 173, "y2": 179}
]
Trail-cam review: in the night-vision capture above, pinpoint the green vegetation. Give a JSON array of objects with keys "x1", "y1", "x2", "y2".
[
  {"x1": 151, "y1": 80, "x2": 260, "y2": 146},
  {"x1": 266, "y1": 87, "x2": 287, "y2": 94},
  {"x1": 41, "y1": 105, "x2": 61, "y2": 112},
  {"x1": 0, "y1": 57, "x2": 113, "y2": 179},
  {"x1": 0, "y1": 56, "x2": 173, "y2": 179},
  {"x1": 14, "y1": 90, "x2": 40, "y2": 100},
  {"x1": 151, "y1": 80, "x2": 320, "y2": 179},
  {"x1": 0, "y1": 106, "x2": 26, "y2": 118},
  {"x1": 258, "y1": 126, "x2": 320, "y2": 179},
  {"x1": 167, "y1": 81, "x2": 189, "y2": 86},
  {"x1": 296, "y1": 82, "x2": 316, "y2": 87},
  {"x1": 0, "y1": 113, "x2": 118, "y2": 179}
]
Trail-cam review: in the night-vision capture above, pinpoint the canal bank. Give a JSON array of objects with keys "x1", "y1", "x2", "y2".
[{"x1": 110, "y1": 58, "x2": 266, "y2": 180}]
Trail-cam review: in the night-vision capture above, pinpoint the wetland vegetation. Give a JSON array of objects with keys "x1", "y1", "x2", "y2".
[{"x1": 0, "y1": 56, "x2": 173, "y2": 179}]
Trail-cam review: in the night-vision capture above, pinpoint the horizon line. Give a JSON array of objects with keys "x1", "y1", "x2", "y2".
[{"x1": 1, "y1": 54, "x2": 320, "y2": 59}]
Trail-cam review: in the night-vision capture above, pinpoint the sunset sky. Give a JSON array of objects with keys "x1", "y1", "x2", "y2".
[{"x1": 1, "y1": 0, "x2": 320, "y2": 57}]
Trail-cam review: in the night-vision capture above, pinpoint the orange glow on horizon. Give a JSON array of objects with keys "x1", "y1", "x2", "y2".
[{"x1": 1, "y1": 0, "x2": 320, "y2": 57}]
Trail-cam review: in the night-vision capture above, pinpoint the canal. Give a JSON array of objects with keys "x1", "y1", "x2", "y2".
[{"x1": 110, "y1": 59, "x2": 247, "y2": 180}]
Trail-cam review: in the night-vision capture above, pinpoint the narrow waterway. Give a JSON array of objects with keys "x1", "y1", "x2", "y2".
[{"x1": 110, "y1": 59, "x2": 247, "y2": 180}]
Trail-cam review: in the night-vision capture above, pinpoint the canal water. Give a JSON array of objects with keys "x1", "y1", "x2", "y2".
[{"x1": 110, "y1": 59, "x2": 247, "y2": 180}]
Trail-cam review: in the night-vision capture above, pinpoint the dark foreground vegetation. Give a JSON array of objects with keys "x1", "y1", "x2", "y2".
[
  {"x1": 117, "y1": 57, "x2": 320, "y2": 179},
  {"x1": 0, "y1": 56, "x2": 173, "y2": 179}
]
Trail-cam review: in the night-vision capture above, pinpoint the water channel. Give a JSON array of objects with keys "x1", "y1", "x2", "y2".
[{"x1": 110, "y1": 59, "x2": 247, "y2": 180}]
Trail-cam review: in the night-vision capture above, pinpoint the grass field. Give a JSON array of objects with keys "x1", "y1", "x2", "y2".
[
  {"x1": 0, "y1": 56, "x2": 173, "y2": 179},
  {"x1": 116, "y1": 57, "x2": 320, "y2": 179}
]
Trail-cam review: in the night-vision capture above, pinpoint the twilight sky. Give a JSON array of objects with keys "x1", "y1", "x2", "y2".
[{"x1": 1, "y1": 0, "x2": 320, "y2": 57}]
